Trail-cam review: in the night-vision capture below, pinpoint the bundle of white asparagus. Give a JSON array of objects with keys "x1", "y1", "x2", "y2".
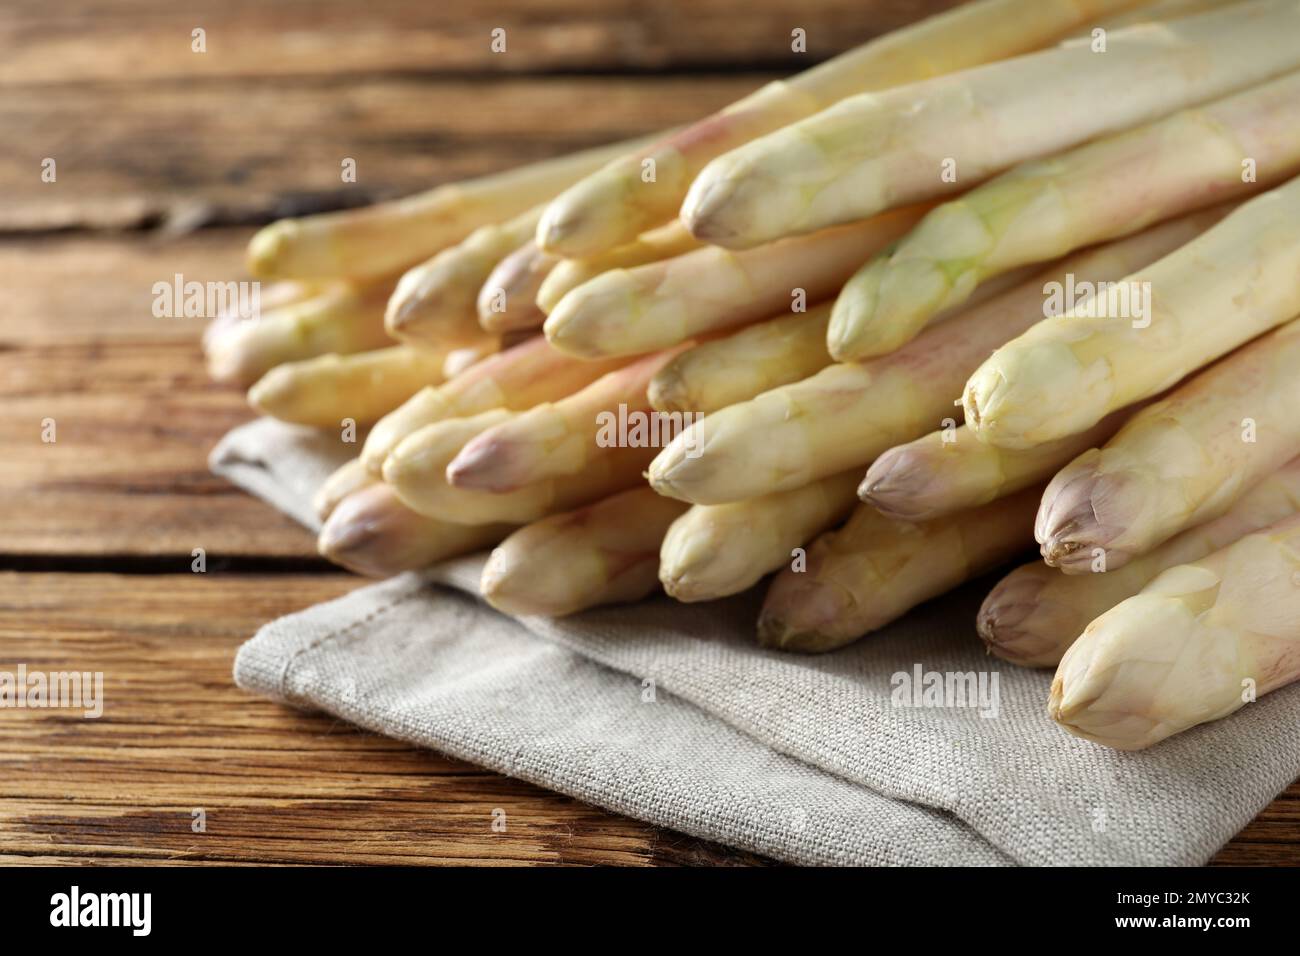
[{"x1": 204, "y1": 0, "x2": 1300, "y2": 752}]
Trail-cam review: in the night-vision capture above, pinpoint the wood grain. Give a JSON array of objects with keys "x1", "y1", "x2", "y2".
[
  {"x1": 3, "y1": 75, "x2": 759, "y2": 232},
  {"x1": 5, "y1": 0, "x2": 1296, "y2": 867},
  {"x1": 0, "y1": 572, "x2": 769, "y2": 865},
  {"x1": 0, "y1": 0, "x2": 962, "y2": 84},
  {"x1": 0, "y1": 229, "x2": 325, "y2": 559}
]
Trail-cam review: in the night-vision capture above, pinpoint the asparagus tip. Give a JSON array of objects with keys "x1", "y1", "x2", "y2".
[
  {"x1": 445, "y1": 434, "x2": 514, "y2": 491},
  {"x1": 975, "y1": 572, "x2": 1058, "y2": 666},
  {"x1": 247, "y1": 220, "x2": 294, "y2": 278},
  {"x1": 680, "y1": 176, "x2": 742, "y2": 245}
]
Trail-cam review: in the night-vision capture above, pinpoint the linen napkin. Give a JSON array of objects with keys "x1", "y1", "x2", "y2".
[{"x1": 213, "y1": 417, "x2": 1300, "y2": 866}]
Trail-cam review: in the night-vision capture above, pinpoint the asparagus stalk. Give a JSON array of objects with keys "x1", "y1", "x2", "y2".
[
  {"x1": 383, "y1": 411, "x2": 657, "y2": 525},
  {"x1": 445, "y1": 348, "x2": 686, "y2": 492},
  {"x1": 1037, "y1": 317, "x2": 1300, "y2": 573},
  {"x1": 829, "y1": 68, "x2": 1300, "y2": 360},
  {"x1": 248, "y1": 344, "x2": 470, "y2": 428},
  {"x1": 313, "y1": 458, "x2": 378, "y2": 523},
  {"x1": 544, "y1": 207, "x2": 926, "y2": 359},
  {"x1": 203, "y1": 280, "x2": 393, "y2": 387},
  {"x1": 1049, "y1": 512, "x2": 1300, "y2": 749},
  {"x1": 201, "y1": 279, "x2": 319, "y2": 358},
  {"x1": 385, "y1": 205, "x2": 543, "y2": 348},
  {"x1": 317, "y1": 483, "x2": 511, "y2": 577},
  {"x1": 979, "y1": 455, "x2": 1300, "y2": 667},
  {"x1": 248, "y1": 132, "x2": 661, "y2": 281},
  {"x1": 536, "y1": 0, "x2": 1141, "y2": 257},
  {"x1": 759, "y1": 487, "x2": 1042, "y2": 652},
  {"x1": 965, "y1": 177, "x2": 1300, "y2": 449},
  {"x1": 481, "y1": 488, "x2": 689, "y2": 617},
  {"x1": 535, "y1": 221, "x2": 702, "y2": 315},
  {"x1": 659, "y1": 471, "x2": 860, "y2": 603},
  {"x1": 649, "y1": 305, "x2": 832, "y2": 415},
  {"x1": 860, "y1": 407, "x2": 1138, "y2": 522},
  {"x1": 645, "y1": 263, "x2": 1040, "y2": 416},
  {"x1": 359, "y1": 336, "x2": 628, "y2": 475},
  {"x1": 683, "y1": 0, "x2": 1300, "y2": 249},
  {"x1": 477, "y1": 240, "x2": 557, "y2": 334},
  {"x1": 648, "y1": 209, "x2": 1221, "y2": 505}
]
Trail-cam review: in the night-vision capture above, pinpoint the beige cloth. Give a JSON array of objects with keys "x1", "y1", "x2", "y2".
[{"x1": 214, "y1": 418, "x2": 1300, "y2": 865}]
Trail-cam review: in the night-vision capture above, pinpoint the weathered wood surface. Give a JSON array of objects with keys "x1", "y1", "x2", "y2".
[
  {"x1": 0, "y1": 230, "x2": 321, "y2": 559},
  {"x1": 2, "y1": 76, "x2": 758, "y2": 231},
  {"x1": 0, "y1": 0, "x2": 963, "y2": 84},
  {"x1": 3, "y1": 0, "x2": 1296, "y2": 867},
  {"x1": 0, "y1": 573, "x2": 768, "y2": 865}
]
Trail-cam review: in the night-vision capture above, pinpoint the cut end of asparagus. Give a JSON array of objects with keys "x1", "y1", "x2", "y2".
[
  {"x1": 755, "y1": 611, "x2": 850, "y2": 655},
  {"x1": 757, "y1": 571, "x2": 860, "y2": 653},
  {"x1": 646, "y1": 363, "x2": 692, "y2": 415}
]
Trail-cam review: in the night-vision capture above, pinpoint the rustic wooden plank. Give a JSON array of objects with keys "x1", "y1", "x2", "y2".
[
  {"x1": 4, "y1": 74, "x2": 760, "y2": 231},
  {"x1": 0, "y1": 341, "x2": 321, "y2": 558},
  {"x1": 0, "y1": 229, "x2": 328, "y2": 559},
  {"x1": 0, "y1": 572, "x2": 771, "y2": 865},
  {"x1": 1, "y1": 228, "x2": 252, "y2": 345},
  {"x1": 0, "y1": 0, "x2": 962, "y2": 85}
]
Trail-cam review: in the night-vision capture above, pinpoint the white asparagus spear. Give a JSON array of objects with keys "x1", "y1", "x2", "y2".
[
  {"x1": 313, "y1": 458, "x2": 378, "y2": 523},
  {"x1": 248, "y1": 131, "x2": 661, "y2": 280},
  {"x1": 445, "y1": 348, "x2": 686, "y2": 492},
  {"x1": 683, "y1": 0, "x2": 1300, "y2": 249},
  {"x1": 481, "y1": 488, "x2": 689, "y2": 617},
  {"x1": 359, "y1": 336, "x2": 628, "y2": 475},
  {"x1": 830, "y1": 68, "x2": 1300, "y2": 360},
  {"x1": 964, "y1": 176, "x2": 1300, "y2": 449},
  {"x1": 317, "y1": 483, "x2": 511, "y2": 577},
  {"x1": 535, "y1": 221, "x2": 702, "y2": 315},
  {"x1": 1049, "y1": 512, "x2": 1300, "y2": 749},
  {"x1": 544, "y1": 207, "x2": 926, "y2": 359},
  {"x1": 979, "y1": 455, "x2": 1300, "y2": 667},
  {"x1": 247, "y1": 344, "x2": 462, "y2": 428},
  {"x1": 659, "y1": 471, "x2": 860, "y2": 603},
  {"x1": 758, "y1": 487, "x2": 1042, "y2": 652},
  {"x1": 385, "y1": 205, "x2": 544, "y2": 347},
  {"x1": 649, "y1": 305, "x2": 833, "y2": 415},
  {"x1": 536, "y1": 0, "x2": 1142, "y2": 257},
  {"x1": 203, "y1": 280, "x2": 393, "y2": 387},
  {"x1": 383, "y1": 411, "x2": 656, "y2": 526},
  {"x1": 1037, "y1": 316, "x2": 1300, "y2": 573},
  {"x1": 861, "y1": 408, "x2": 1138, "y2": 522},
  {"x1": 647, "y1": 208, "x2": 1225, "y2": 505},
  {"x1": 476, "y1": 240, "x2": 557, "y2": 333}
]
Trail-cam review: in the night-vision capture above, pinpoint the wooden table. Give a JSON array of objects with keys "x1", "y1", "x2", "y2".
[{"x1": 1, "y1": 0, "x2": 1295, "y2": 866}]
